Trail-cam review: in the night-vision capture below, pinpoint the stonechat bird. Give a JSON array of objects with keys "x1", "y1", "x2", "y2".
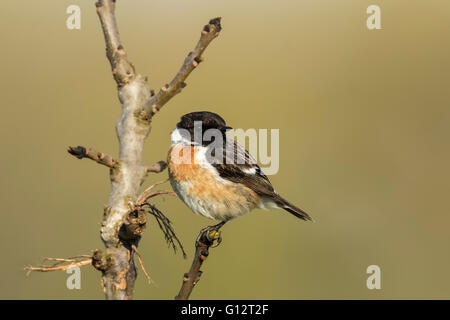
[{"x1": 167, "y1": 111, "x2": 311, "y2": 241}]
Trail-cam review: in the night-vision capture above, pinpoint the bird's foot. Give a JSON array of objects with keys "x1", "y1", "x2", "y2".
[
  {"x1": 196, "y1": 221, "x2": 226, "y2": 248},
  {"x1": 206, "y1": 229, "x2": 222, "y2": 248}
]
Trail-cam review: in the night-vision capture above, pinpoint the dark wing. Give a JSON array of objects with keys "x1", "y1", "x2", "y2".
[{"x1": 207, "y1": 139, "x2": 312, "y2": 221}]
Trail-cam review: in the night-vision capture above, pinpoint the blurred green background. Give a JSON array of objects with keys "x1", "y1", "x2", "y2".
[{"x1": 1, "y1": 0, "x2": 449, "y2": 299}]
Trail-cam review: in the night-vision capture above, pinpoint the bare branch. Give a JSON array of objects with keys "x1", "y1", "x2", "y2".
[
  {"x1": 25, "y1": 256, "x2": 92, "y2": 274},
  {"x1": 132, "y1": 245, "x2": 152, "y2": 284},
  {"x1": 140, "y1": 17, "x2": 222, "y2": 119},
  {"x1": 136, "y1": 179, "x2": 174, "y2": 205},
  {"x1": 142, "y1": 190, "x2": 176, "y2": 201},
  {"x1": 28, "y1": 0, "x2": 222, "y2": 300},
  {"x1": 146, "y1": 161, "x2": 168, "y2": 173},
  {"x1": 93, "y1": 0, "x2": 151, "y2": 300},
  {"x1": 68, "y1": 146, "x2": 166, "y2": 175},
  {"x1": 175, "y1": 227, "x2": 222, "y2": 300},
  {"x1": 68, "y1": 146, "x2": 116, "y2": 168},
  {"x1": 95, "y1": 0, "x2": 135, "y2": 86}
]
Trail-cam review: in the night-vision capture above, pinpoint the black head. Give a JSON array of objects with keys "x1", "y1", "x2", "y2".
[
  {"x1": 177, "y1": 111, "x2": 229, "y2": 130},
  {"x1": 175, "y1": 111, "x2": 232, "y2": 146}
]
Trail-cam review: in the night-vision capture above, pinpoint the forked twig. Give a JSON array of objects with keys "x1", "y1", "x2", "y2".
[
  {"x1": 25, "y1": 255, "x2": 92, "y2": 275},
  {"x1": 132, "y1": 245, "x2": 152, "y2": 284}
]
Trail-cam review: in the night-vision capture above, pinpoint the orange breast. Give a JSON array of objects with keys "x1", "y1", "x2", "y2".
[
  {"x1": 168, "y1": 145, "x2": 260, "y2": 220},
  {"x1": 167, "y1": 145, "x2": 202, "y2": 182}
]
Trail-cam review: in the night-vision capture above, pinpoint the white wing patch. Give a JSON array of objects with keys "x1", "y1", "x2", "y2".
[{"x1": 242, "y1": 167, "x2": 257, "y2": 174}]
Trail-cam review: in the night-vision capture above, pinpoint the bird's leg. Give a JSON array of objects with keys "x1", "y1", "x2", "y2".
[{"x1": 196, "y1": 221, "x2": 226, "y2": 248}]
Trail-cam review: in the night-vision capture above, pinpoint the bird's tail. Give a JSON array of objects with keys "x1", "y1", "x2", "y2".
[{"x1": 276, "y1": 196, "x2": 313, "y2": 222}]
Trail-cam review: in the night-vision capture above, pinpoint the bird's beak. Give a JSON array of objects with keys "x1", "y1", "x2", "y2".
[{"x1": 220, "y1": 126, "x2": 232, "y2": 132}]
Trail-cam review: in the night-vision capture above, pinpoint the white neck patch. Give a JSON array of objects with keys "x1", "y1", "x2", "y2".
[{"x1": 171, "y1": 127, "x2": 193, "y2": 145}]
